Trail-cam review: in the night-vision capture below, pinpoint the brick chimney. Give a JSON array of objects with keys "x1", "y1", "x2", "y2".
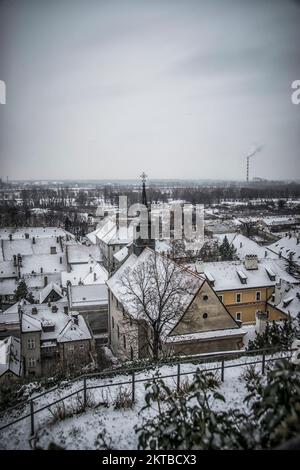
[{"x1": 244, "y1": 254, "x2": 258, "y2": 270}]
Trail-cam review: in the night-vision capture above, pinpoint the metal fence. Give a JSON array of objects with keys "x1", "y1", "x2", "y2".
[{"x1": 0, "y1": 347, "x2": 293, "y2": 437}]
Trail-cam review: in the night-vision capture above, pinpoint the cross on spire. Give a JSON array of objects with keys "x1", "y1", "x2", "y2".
[{"x1": 140, "y1": 171, "x2": 147, "y2": 184}]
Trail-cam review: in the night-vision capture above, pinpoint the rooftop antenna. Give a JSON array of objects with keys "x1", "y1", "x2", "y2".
[{"x1": 246, "y1": 145, "x2": 262, "y2": 182}]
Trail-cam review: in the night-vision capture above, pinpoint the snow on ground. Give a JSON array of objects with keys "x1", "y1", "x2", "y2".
[{"x1": 0, "y1": 351, "x2": 289, "y2": 450}]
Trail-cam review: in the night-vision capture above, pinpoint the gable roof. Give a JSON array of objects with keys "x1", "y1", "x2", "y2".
[
  {"x1": 0, "y1": 336, "x2": 22, "y2": 378},
  {"x1": 107, "y1": 248, "x2": 205, "y2": 336},
  {"x1": 200, "y1": 258, "x2": 298, "y2": 291},
  {"x1": 39, "y1": 282, "x2": 63, "y2": 303}
]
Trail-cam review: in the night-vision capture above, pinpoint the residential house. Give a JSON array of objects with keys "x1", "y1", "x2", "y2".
[
  {"x1": 199, "y1": 255, "x2": 298, "y2": 325},
  {"x1": 107, "y1": 247, "x2": 245, "y2": 361}
]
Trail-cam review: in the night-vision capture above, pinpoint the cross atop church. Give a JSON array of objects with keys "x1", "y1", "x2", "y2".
[
  {"x1": 140, "y1": 171, "x2": 147, "y2": 185},
  {"x1": 140, "y1": 171, "x2": 148, "y2": 207}
]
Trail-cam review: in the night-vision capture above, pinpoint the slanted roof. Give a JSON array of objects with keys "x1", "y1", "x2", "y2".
[
  {"x1": 20, "y1": 303, "x2": 91, "y2": 343},
  {"x1": 57, "y1": 315, "x2": 92, "y2": 343},
  {"x1": 268, "y1": 283, "x2": 300, "y2": 319},
  {"x1": 69, "y1": 284, "x2": 108, "y2": 307},
  {"x1": 107, "y1": 248, "x2": 205, "y2": 336},
  {"x1": 67, "y1": 244, "x2": 102, "y2": 264},
  {"x1": 39, "y1": 282, "x2": 63, "y2": 303},
  {"x1": 0, "y1": 336, "x2": 22, "y2": 378},
  {"x1": 200, "y1": 259, "x2": 298, "y2": 291}
]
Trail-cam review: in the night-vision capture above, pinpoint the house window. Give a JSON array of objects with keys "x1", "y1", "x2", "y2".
[
  {"x1": 123, "y1": 335, "x2": 126, "y2": 350},
  {"x1": 68, "y1": 345, "x2": 74, "y2": 352},
  {"x1": 117, "y1": 324, "x2": 120, "y2": 339},
  {"x1": 130, "y1": 346, "x2": 134, "y2": 361},
  {"x1": 203, "y1": 295, "x2": 208, "y2": 301},
  {"x1": 27, "y1": 338, "x2": 36, "y2": 350},
  {"x1": 218, "y1": 295, "x2": 223, "y2": 302},
  {"x1": 203, "y1": 313, "x2": 208, "y2": 319},
  {"x1": 116, "y1": 299, "x2": 119, "y2": 308},
  {"x1": 112, "y1": 316, "x2": 114, "y2": 328},
  {"x1": 236, "y1": 312, "x2": 242, "y2": 321},
  {"x1": 236, "y1": 293, "x2": 242, "y2": 303},
  {"x1": 256, "y1": 291, "x2": 261, "y2": 301},
  {"x1": 80, "y1": 344, "x2": 85, "y2": 350},
  {"x1": 28, "y1": 357, "x2": 36, "y2": 368},
  {"x1": 50, "y1": 246, "x2": 57, "y2": 255}
]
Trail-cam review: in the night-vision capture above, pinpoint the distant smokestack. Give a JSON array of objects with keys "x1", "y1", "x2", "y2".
[{"x1": 246, "y1": 145, "x2": 263, "y2": 182}]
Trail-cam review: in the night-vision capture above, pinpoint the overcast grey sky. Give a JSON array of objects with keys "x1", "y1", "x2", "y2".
[{"x1": 0, "y1": 0, "x2": 299, "y2": 181}]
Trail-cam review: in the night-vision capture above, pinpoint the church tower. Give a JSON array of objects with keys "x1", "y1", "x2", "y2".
[{"x1": 133, "y1": 172, "x2": 156, "y2": 256}]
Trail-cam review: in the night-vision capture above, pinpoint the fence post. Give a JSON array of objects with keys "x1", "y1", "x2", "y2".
[
  {"x1": 83, "y1": 377, "x2": 87, "y2": 408},
  {"x1": 177, "y1": 363, "x2": 181, "y2": 391},
  {"x1": 262, "y1": 352, "x2": 266, "y2": 375},
  {"x1": 221, "y1": 360, "x2": 225, "y2": 382},
  {"x1": 132, "y1": 371, "x2": 135, "y2": 403},
  {"x1": 30, "y1": 399, "x2": 35, "y2": 436}
]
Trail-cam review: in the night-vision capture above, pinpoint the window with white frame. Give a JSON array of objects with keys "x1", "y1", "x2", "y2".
[
  {"x1": 27, "y1": 338, "x2": 36, "y2": 350},
  {"x1": 256, "y1": 291, "x2": 261, "y2": 301},
  {"x1": 28, "y1": 357, "x2": 36, "y2": 368},
  {"x1": 236, "y1": 312, "x2": 242, "y2": 321},
  {"x1": 236, "y1": 293, "x2": 242, "y2": 303}
]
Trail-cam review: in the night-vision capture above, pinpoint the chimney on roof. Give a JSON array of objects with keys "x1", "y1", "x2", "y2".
[
  {"x1": 90, "y1": 266, "x2": 92, "y2": 273},
  {"x1": 94, "y1": 272, "x2": 97, "y2": 281},
  {"x1": 51, "y1": 305, "x2": 58, "y2": 313},
  {"x1": 255, "y1": 311, "x2": 268, "y2": 335},
  {"x1": 44, "y1": 275, "x2": 48, "y2": 287},
  {"x1": 13, "y1": 254, "x2": 17, "y2": 267},
  {"x1": 244, "y1": 254, "x2": 258, "y2": 270},
  {"x1": 9, "y1": 233, "x2": 12, "y2": 241},
  {"x1": 32, "y1": 307, "x2": 38, "y2": 315},
  {"x1": 60, "y1": 256, "x2": 62, "y2": 264},
  {"x1": 32, "y1": 236, "x2": 36, "y2": 244},
  {"x1": 240, "y1": 242, "x2": 242, "y2": 248},
  {"x1": 64, "y1": 305, "x2": 68, "y2": 315}
]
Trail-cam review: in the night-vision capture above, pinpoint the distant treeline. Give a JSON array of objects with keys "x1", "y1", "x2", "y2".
[{"x1": 1, "y1": 182, "x2": 300, "y2": 229}]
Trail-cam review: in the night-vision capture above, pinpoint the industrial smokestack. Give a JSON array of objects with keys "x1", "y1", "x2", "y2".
[{"x1": 246, "y1": 145, "x2": 263, "y2": 182}]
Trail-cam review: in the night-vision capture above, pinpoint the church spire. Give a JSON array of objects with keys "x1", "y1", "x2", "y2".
[{"x1": 140, "y1": 171, "x2": 148, "y2": 208}]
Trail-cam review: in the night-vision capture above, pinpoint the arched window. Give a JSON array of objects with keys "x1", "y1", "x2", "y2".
[{"x1": 123, "y1": 335, "x2": 126, "y2": 350}]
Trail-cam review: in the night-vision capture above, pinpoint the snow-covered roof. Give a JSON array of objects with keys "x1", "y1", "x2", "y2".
[
  {"x1": 113, "y1": 246, "x2": 129, "y2": 263},
  {"x1": 39, "y1": 282, "x2": 63, "y2": 303},
  {"x1": 0, "y1": 336, "x2": 22, "y2": 378},
  {"x1": 20, "y1": 303, "x2": 92, "y2": 343},
  {"x1": 57, "y1": 315, "x2": 92, "y2": 343},
  {"x1": 261, "y1": 216, "x2": 300, "y2": 227},
  {"x1": 69, "y1": 284, "x2": 108, "y2": 307},
  {"x1": 0, "y1": 278, "x2": 18, "y2": 296},
  {"x1": 0, "y1": 261, "x2": 18, "y2": 279},
  {"x1": 66, "y1": 244, "x2": 102, "y2": 264},
  {"x1": 0, "y1": 227, "x2": 74, "y2": 240},
  {"x1": 94, "y1": 219, "x2": 134, "y2": 246},
  {"x1": 268, "y1": 236, "x2": 300, "y2": 264},
  {"x1": 199, "y1": 258, "x2": 298, "y2": 291},
  {"x1": 268, "y1": 282, "x2": 300, "y2": 319},
  {"x1": 214, "y1": 233, "x2": 279, "y2": 260},
  {"x1": 107, "y1": 248, "x2": 204, "y2": 336},
  {"x1": 61, "y1": 262, "x2": 108, "y2": 287},
  {"x1": 166, "y1": 328, "x2": 246, "y2": 343},
  {"x1": 19, "y1": 253, "x2": 67, "y2": 276}
]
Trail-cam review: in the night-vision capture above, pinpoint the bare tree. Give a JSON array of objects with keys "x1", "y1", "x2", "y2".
[{"x1": 119, "y1": 252, "x2": 200, "y2": 360}]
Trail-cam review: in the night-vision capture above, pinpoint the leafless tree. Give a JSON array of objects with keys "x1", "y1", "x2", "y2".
[{"x1": 120, "y1": 252, "x2": 199, "y2": 360}]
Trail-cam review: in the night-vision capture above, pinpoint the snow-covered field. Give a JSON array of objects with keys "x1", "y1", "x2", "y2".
[{"x1": 0, "y1": 352, "x2": 289, "y2": 450}]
